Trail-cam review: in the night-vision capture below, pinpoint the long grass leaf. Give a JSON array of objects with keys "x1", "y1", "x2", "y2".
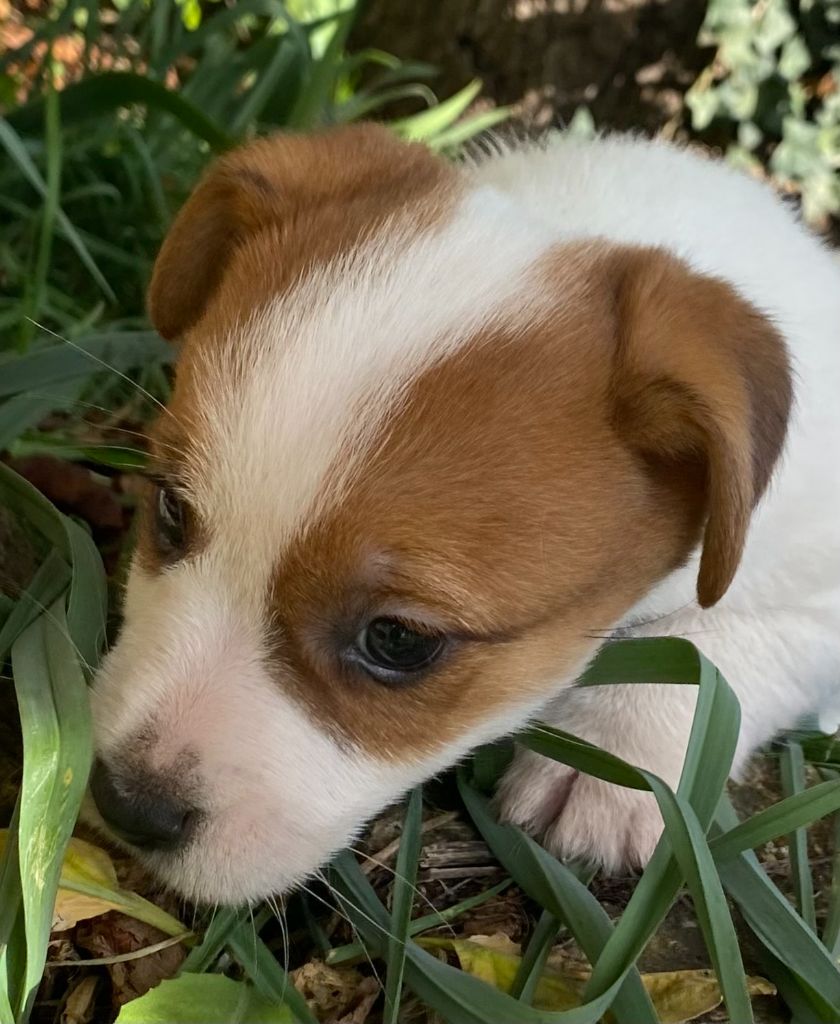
[
  {"x1": 510, "y1": 910, "x2": 562, "y2": 1004},
  {"x1": 780, "y1": 740, "x2": 817, "y2": 929},
  {"x1": 21, "y1": 75, "x2": 62, "y2": 350},
  {"x1": 12, "y1": 600, "x2": 92, "y2": 1020},
  {"x1": 710, "y1": 778, "x2": 840, "y2": 862},
  {"x1": 715, "y1": 798, "x2": 840, "y2": 1018},
  {"x1": 384, "y1": 787, "x2": 423, "y2": 1024},
  {"x1": 458, "y1": 777, "x2": 658, "y2": 1023},
  {"x1": 8, "y1": 73, "x2": 234, "y2": 152},
  {"x1": 0, "y1": 119, "x2": 114, "y2": 302}
]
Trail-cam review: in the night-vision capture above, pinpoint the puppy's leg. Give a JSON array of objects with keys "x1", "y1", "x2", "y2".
[
  {"x1": 496, "y1": 683, "x2": 695, "y2": 871},
  {"x1": 497, "y1": 607, "x2": 840, "y2": 871}
]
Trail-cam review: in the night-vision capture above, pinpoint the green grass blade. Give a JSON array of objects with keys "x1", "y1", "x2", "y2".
[
  {"x1": 780, "y1": 740, "x2": 817, "y2": 929},
  {"x1": 180, "y1": 907, "x2": 246, "y2": 974},
  {"x1": 11, "y1": 599, "x2": 93, "y2": 1020},
  {"x1": 710, "y1": 778, "x2": 840, "y2": 862},
  {"x1": 510, "y1": 910, "x2": 562, "y2": 1004},
  {"x1": 645, "y1": 775, "x2": 754, "y2": 1022},
  {"x1": 0, "y1": 118, "x2": 115, "y2": 302},
  {"x1": 229, "y1": 36, "x2": 302, "y2": 135},
  {"x1": 426, "y1": 106, "x2": 512, "y2": 152},
  {"x1": 0, "y1": 330, "x2": 171, "y2": 399},
  {"x1": 226, "y1": 922, "x2": 318, "y2": 1024},
  {"x1": 384, "y1": 787, "x2": 423, "y2": 1023},
  {"x1": 8, "y1": 72, "x2": 234, "y2": 152},
  {"x1": 391, "y1": 79, "x2": 482, "y2": 140},
  {"x1": 287, "y1": 8, "x2": 357, "y2": 128},
  {"x1": 458, "y1": 775, "x2": 658, "y2": 1024},
  {"x1": 579, "y1": 636, "x2": 703, "y2": 686},
  {"x1": 580, "y1": 646, "x2": 738, "y2": 1002},
  {"x1": 820, "y1": 771, "x2": 840, "y2": 955},
  {"x1": 0, "y1": 551, "x2": 71, "y2": 663},
  {"x1": 326, "y1": 879, "x2": 512, "y2": 966},
  {"x1": 0, "y1": 462, "x2": 106, "y2": 674},
  {"x1": 715, "y1": 798, "x2": 840, "y2": 1018},
  {"x1": 0, "y1": 382, "x2": 86, "y2": 450},
  {"x1": 21, "y1": 74, "x2": 62, "y2": 350},
  {"x1": 329, "y1": 850, "x2": 631, "y2": 1024}
]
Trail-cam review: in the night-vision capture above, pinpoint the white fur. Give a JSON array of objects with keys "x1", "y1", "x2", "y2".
[
  {"x1": 92, "y1": 132, "x2": 840, "y2": 896},
  {"x1": 92, "y1": 560, "x2": 540, "y2": 902},
  {"x1": 485, "y1": 135, "x2": 840, "y2": 865},
  {"x1": 184, "y1": 186, "x2": 558, "y2": 569}
]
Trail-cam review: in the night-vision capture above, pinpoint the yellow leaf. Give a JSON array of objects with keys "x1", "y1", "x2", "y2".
[
  {"x1": 0, "y1": 829, "x2": 121, "y2": 931},
  {"x1": 0, "y1": 830, "x2": 185, "y2": 937},
  {"x1": 418, "y1": 935, "x2": 775, "y2": 1023}
]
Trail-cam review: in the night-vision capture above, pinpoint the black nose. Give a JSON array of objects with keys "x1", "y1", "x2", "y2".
[{"x1": 90, "y1": 759, "x2": 197, "y2": 850}]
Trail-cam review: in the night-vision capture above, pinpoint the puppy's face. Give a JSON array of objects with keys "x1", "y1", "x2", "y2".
[{"x1": 89, "y1": 126, "x2": 790, "y2": 903}]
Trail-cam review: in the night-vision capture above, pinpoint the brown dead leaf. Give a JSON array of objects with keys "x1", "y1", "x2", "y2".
[
  {"x1": 292, "y1": 960, "x2": 375, "y2": 1022},
  {"x1": 75, "y1": 913, "x2": 186, "y2": 1007},
  {"x1": 334, "y1": 976, "x2": 379, "y2": 1024},
  {"x1": 61, "y1": 975, "x2": 99, "y2": 1024}
]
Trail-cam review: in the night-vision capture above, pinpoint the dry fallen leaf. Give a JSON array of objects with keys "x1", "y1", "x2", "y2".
[
  {"x1": 60, "y1": 975, "x2": 99, "y2": 1024},
  {"x1": 75, "y1": 913, "x2": 186, "y2": 1007},
  {"x1": 419, "y1": 934, "x2": 776, "y2": 1023},
  {"x1": 292, "y1": 960, "x2": 377, "y2": 1022}
]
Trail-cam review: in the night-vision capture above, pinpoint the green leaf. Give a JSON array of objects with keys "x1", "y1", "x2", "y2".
[
  {"x1": 0, "y1": 330, "x2": 170, "y2": 400},
  {"x1": 715, "y1": 798, "x2": 840, "y2": 1019},
  {"x1": 384, "y1": 787, "x2": 423, "y2": 1023},
  {"x1": 225, "y1": 920, "x2": 319, "y2": 1024},
  {"x1": 710, "y1": 778, "x2": 840, "y2": 862},
  {"x1": 0, "y1": 118, "x2": 115, "y2": 303},
  {"x1": 392, "y1": 79, "x2": 483, "y2": 141},
  {"x1": 7, "y1": 72, "x2": 234, "y2": 152},
  {"x1": 459, "y1": 773, "x2": 658, "y2": 1024},
  {"x1": 21, "y1": 76, "x2": 62, "y2": 350},
  {"x1": 115, "y1": 974, "x2": 295, "y2": 1023},
  {"x1": 780, "y1": 740, "x2": 817, "y2": 929},
  {"x1": 12, "y1": 600, "x2": 93, "y2": 1020}
]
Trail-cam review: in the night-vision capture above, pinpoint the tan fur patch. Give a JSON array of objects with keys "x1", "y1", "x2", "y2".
[
  {"x1": 259, "y1": 243, "x2": 790, "y2": 758},
  {"x1": 147, "y1": 124, "x2": 457, "y2": 342}
]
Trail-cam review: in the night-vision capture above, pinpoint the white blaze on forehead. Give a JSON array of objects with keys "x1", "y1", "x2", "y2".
[{"x1": 185, "y1": 185, "x2": 556, "y2": 576}]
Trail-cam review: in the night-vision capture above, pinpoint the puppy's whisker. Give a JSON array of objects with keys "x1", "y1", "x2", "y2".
[
  {"x1": 346, "y1": 844, "x2": 454, "y2": 936},
  {"x1": 25, "y1": 317, "x2": 177, "y2": 424},
  {"x1": 306, "y1": 876, "x2": 384, "y2": 993},
  {"x1": 306, "y1": 873, "x2": 399, "y2": 950}
]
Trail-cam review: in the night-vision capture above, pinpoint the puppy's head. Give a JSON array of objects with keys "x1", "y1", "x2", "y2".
[{"x1": 89, "y1": 125, "x2": 791, "y2": 903}]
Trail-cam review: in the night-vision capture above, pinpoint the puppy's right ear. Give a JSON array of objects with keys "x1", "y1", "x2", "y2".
[{"x1": 147, "y1": 153, "x2": 282, "y2": 341}]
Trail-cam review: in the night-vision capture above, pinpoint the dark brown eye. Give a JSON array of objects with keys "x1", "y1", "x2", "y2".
[
  {"x1": 154, "y1": 485, "x2": 186, "y2": 557},
  {"x1": 354, "y1": 617, "x2": 445, "y2": 684}
]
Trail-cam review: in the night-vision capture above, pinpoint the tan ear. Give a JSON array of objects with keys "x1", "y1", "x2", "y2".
[
  {"x1": 147, "y1": 123, "x2": 447, "y2": 340},
  {"x1": 608, "y1": 247, "x2": 792, "y2": 608}
]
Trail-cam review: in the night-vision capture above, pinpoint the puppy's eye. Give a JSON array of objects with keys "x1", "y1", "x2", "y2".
[
  {"x1": 154, "y1": 485, "x2": 187, "y2": 556},
  {"x1": 354, "y1": 617, "x2": 445, "y2": 683}
]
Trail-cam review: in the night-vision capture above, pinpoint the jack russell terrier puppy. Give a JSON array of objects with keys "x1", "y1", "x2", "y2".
[{"x1": 88, "y1": 124, "x2": 840, "y2": 904}]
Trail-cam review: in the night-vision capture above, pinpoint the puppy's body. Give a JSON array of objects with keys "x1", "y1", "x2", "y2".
[
  {"x1": 89, "y1": 127, "x2": 840, "y2": 900},
  {"x1": 485, "y1": 134, "x2": 840, "y2": 866}
]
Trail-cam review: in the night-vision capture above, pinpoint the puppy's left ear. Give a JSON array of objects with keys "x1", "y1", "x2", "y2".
[{"x1": 607, "y1": 247, "x2": 793, "y2": 608}]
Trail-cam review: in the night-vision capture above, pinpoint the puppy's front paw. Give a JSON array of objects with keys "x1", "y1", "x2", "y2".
[{"x1": 496, "y1": 747, "x2": 664, "y2": 872}]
